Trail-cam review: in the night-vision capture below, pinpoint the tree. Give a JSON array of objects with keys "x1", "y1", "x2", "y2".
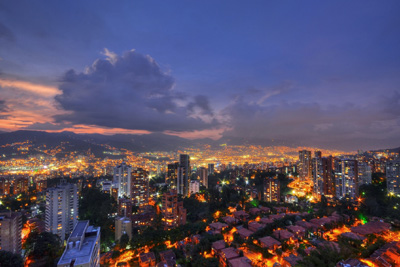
[
  {"x1": 23, "y1": 231, "x2": 63, "y2": 266},
  {"x1": 0, "y1": 251, "x2": 23, "y2": 267},
  {"x1": 119, "y1": 233, "x2": 130, "y2": 249}
]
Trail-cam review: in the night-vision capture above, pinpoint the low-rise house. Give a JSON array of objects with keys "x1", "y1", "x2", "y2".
[
  {"x1": 222, "y1": 216, "x2": 238, "y2": 225},
  {"x1": 212, "y1": 240, "x2": 226, "y2": 256},
  {"x1": 228, "y1": 256, "x2": 252, "y2": 267},
  {"x1": 139, "y1": 252, "x2": 156, "y2": 267},
  {"x1": 248, "y1": 222, "x2": 265, "y2": 232},
  {"x1": 369, "y1": 241, "x2": 400, "y2": 267},
  {"x1": 249, "y1": 208, "x2": 261, "y2": 215},
  {"x1": 259, "y1": 236, "x2": 281, "y2": 253},
  {"x1": 209, "y1": 222, "x2": 228, "y2": 234},
  {"x1": 219, "y1": 247, "x2": 240, "y2": 267},
  {"x1": 282, "y1": 254, "x2": 303, "y2": 267},
  {"x1": 260, "y1": 217, "x2": 275, "y2": 225},
  {"x1": 236, "y1": 227, "x2": 254, "y2": 240},
  {"x1": 272, "y1": 229, "x2": 295, "y2": 242},
  {"x1": 296, "y1": 220, "x2": 317, "y2": 232},
  {"x1": 233, "y1": 211, "x2": 250, "y2": 221},
  {"x1": 340, "y1": 232, "x2": 366, "y2": 242},
  {"x1": 269, "y1": 213, "x2": 286, "y2": 221},
  {"x1": 351, "y1": 221, "x2": 391, "y2": 236},
  {"x1": 260, "y1": 206, "x2": 271, "y2": 214},
  {"x1": 158, "y1": 250, "x2": 176, "y2": 267},
  {"x1": 286, "y1": 225, "x2": 306, "y2": 239}
]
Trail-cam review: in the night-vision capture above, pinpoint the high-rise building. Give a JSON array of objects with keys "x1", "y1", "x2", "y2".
[
  {"x1": 45, "y1": 183, "x2": 79, "y2": 241},
  {"x1": 131, "y1": 168, "x2": 148, "y2": 207},
  {"x1": 118, "y1": 198, "x2": 133, "y2": 218},
  {"x1": 189, "y1": 180, "x2": 200, "y2": 196},
  {"x1": 0, "y1": 211, "x2": 22, "y2": 254},
  {"x1": 264, "y1": 177, "x2": 280, "y2": 202},
  {"x1": 335, "y1": 159, "x2": 359, "y2": 200},
  {"x1": 208, "y1": 163, "x2": 215, "y2": 175},
  {"x1": 197, "y1": 167, "x2": 208, "y2": 188},
  {"x1": 115, "y1": 217, "x2": 132, "y2": 242},
  {"x1": 386, "y1": 159, "x2": 400, "y2": 196},
  {"x1": 298, "y1": 150, "x2": 312, "y2": 180},
  {"x1": 167, "y1": 162, "x2": 179, "y2": 188},
  {"x1": 113, "y1": 162, "x2": 132, "y2": 199},
  {"x1": 358, "y1": 162, "x2": 372, "y2": 186},
  {"x1": 57, "y1": 220, "x2": 100, "y2": 267},
  {"x1": 312, "y1": 153, "x2": 335, "y2": 198},
  {"x1": 161, "y1": 190, "x2": 186, "y2": 230},
  {"x1": 177, "y1": 154, "x2": 190, "y2": 197},
  {"x1": 0, "y1": 177, "x2": 11, "y2": 196}
]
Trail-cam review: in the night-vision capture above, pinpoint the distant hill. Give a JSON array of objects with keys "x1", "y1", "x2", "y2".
[{"x1": 0, "y1": 130, "x2": 216, "y2": 158}]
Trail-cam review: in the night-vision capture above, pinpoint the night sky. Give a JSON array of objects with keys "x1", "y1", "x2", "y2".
[{"x1": 0, "y1": 1, "x2": 399, "y2": 151}]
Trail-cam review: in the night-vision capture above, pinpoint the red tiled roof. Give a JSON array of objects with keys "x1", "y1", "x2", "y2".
[{"x1": 259, "y1": 236, "x2": 281, "y2": 248}]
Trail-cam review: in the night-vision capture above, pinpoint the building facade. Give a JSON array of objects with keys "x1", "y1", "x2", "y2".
[
  {"x1": 45, "y1": 183, "x2": 79, "y2": 241},
  {"x1": 161, "y1": 190, "x2": 187, "y2": 230},
  {"x1": 197, "y1": 167, "x2": 208, "y2": 189},
  {"x1": 264, "y1": 177, "x2": 281, "y2": 202},
  {"x1": 113, "y1": 162, "x2": 132, "y2": 199},
  {"x1": 115, "y1": 216, "x2": 132, "y2": 242},
  {"x1": 298, "y1": 150, "x2": 312, "y2": 180},
  {"x1": 335, "y1": 159, "x2": 359, "y2": 200},
  {"x1": 0, "y1": 211, "x2": 22, "y2": 254},
  {"x1": 386, "y1": 159, "x2": 400, "y2": 196},
  {"x1": 131, "y1": 168, "x2": 149, "y2": 207},
  {"x1": 177, "y1": 154, "x2": 190, "y2": 197}
]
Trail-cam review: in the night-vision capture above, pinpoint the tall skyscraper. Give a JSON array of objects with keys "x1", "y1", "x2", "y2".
[
  {"x1": 131, "y1": 167, "x2": 149, "y2": 207},
  {"x1": 161, "y1": 190, "x2": 186, "y2": 230},
  {"x1": 386, "y1": 159, "x2": 400, "y2": 196},
  {"x1": 208, "y1": 163, "x2": 215, "y2": 175},
  {"x1": 45, "y1": 183, "x2": 79, "y2": 241},
  {"x1": 57, "y1": 221, "x2": 100, "y2": 267},
  {"x1": 167, "y1": 162, "x2": 179, "y2": 188},
  {"x1": 177, "y1": 154, "x2": 190, "y2": 196},
  {"x1": 113, "y1": 162, "x2": 132, "y2": 198},
  {"x1": 197, "y1": 167, "x2": 208, "y2": 188},
  {"x1": 358, "y1": 162, "x2": 372, "y2": 186},
  {"x1": 335, "y1": 159, "x2": 359, "y2": 200},
  {"x1": 0, "y1": 211, "x2": 22, "y2": 254},
  {"x1": 312, "y1": 153, "x2": 335, "y2": 198},
  {"x1": 298, "y1": 150, "x2": 312, "y2": 180}
]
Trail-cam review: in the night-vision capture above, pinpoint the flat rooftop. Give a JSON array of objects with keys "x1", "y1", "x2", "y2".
[{"x1": 58, "y1": 222, "x2": 100, "y2": 266}]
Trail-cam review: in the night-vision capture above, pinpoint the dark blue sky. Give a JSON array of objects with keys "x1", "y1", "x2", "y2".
[{"x1": 0, "y1": 1, "x2": 399, "y2": 150}]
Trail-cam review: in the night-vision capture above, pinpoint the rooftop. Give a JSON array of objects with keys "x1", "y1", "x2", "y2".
[{"x1": 58, "y1": 221, "x2": 100, "y2": 266}]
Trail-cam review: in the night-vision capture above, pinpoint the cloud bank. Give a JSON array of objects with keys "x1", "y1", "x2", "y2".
[{"x1": 54, "y1": 49, "x2": 217, "y2": 132}]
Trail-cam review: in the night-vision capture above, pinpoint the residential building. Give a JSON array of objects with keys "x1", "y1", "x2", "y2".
[
  {"x1": 336, "y1": 159, "x2": 359, "y2": 200},
  {"x1": 57, "y1": 221, "x2": 100, "y2": 267},
  {"x1": 358, "y1": 162, "x2": 372, "y2": 186},
  {"x1": 161, "y1": 190, "x2": 186, "y2": 230},
  {"x1": 264, "y1": 177, "x2": 280, "y2": 202},
  {"x1": 299, "y1": 150, "x2": 312, "y2": 180},
  {"x1": 113, "y1": 162, "x2": 132, "y2": 198},
  {"x1": 0, "y1": 211, "x2": 22, "y2": 254},
  {"x1": 167, "y1": 162, "x2": 179, "y2": 188},
  {"x1": 197, "y1": 167, "x2": 208, "y2": 188},
  {"x1": 208, "y1": 163, "x2": 215, "y2": 175},
  {"x1": 189, "y1": 180, "x2": 200, "y2": 196},
  {"x1": 45, "y1": 183, "x2": 78, "y2": 241},
  {"x1": 177, "y1": 154, "x2": 190, "y2": 196},
  {"x1": 386, "y1": 159, "x2": 400, "y2": 196},
  {"x1": 131, "y1": 167, "x2": 148, "y2": 207},
  {"x1": 115, "y1": 216, "x2": 132, "y2": 242}
]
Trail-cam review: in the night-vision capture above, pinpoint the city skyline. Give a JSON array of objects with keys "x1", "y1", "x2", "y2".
[{"x1": 1, "y1": 1, "x2": 400, "y2": 151}]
